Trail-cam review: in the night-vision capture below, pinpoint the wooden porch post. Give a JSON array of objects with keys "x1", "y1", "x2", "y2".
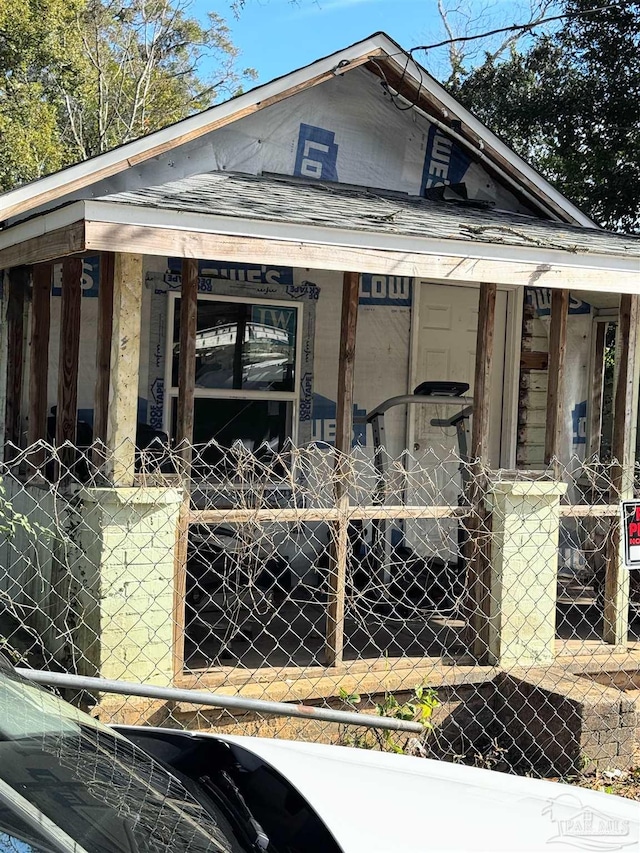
[
  {"x1": 469, "y1": 282, "x2": 496, "y2": 660},
  {"x1": 27, "y1": 263, "x2": 52, "y2": 471},
  {"x1": 56, "y1": 258, "x2": 82, "y2": 477},
  {"x1": 4, "y1": 266, "x2": 29, "y2": 459},
  {"x1": 176, "y1": 258, "x2": 198, "y2": 469},
  {"x1": 172, "y1": 258, "x2": 198, "y2": 676},
  {"x1": 93, "y1": 252, "x2": 115, "y2": 461},
  {"x1": 544, "y1": 289, "x2": 569, "y2": 469},
  {"x1": 587, "y1": 320, "x2": 607, "y2": 461},
  {"x1": 325, "y1": 271, "x2": 359, "y2": 667},
  {"x1": 603, "y1": 293, "x2": 640, "y2": 646},
  {"x1": 105, "y1": 253, "x2": 143, "y2": 486}
]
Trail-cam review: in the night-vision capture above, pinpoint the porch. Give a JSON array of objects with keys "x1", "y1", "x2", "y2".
[{"x1": 1, "y1": 174, "x2": 640, "y2": 694}]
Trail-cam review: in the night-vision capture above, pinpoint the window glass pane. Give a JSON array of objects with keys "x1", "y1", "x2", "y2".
[
  {"x1": 171, "y1": 398, "x2": 292, "y2": 468},
  {"x1": 172, "y1": 299, "x2": 297, "y2": 392}
]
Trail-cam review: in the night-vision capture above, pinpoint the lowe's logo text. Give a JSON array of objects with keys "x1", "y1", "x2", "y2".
[
  {"x1": 294, "y1": 124, "x2": 339, "y2": 181},
  {"x1": 359, "y1": 275, "x2": 412, "y2": 306},
  {"x1": 421, "y1": 126, "x2": 471, "y2": 193},
  {"x1": 167, "y1": 259, "x2": 293, "y2": 286}
]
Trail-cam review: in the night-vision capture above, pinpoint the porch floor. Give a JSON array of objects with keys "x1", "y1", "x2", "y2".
[{"x1": 184, "y1": 596, "x2": 640, "y2": 671}]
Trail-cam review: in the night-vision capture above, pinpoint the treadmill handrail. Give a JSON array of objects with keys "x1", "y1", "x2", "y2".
[{"x1": 362, "y1": 394, "x2": 474, "y2": 424}]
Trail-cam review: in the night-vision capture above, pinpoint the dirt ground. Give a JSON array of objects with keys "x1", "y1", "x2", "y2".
[{"x1": 547, "y1": 767, "x2": 640, "y2": 801}]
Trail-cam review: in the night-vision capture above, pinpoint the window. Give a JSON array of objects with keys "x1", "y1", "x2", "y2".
[{"x1": 165, "y1": 294, "x2": 301, "y2": 465}]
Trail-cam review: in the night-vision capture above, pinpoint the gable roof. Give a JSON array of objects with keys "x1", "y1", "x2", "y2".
[{"x1": 0, "y1": 32, "x2": 594, "y2": 228}]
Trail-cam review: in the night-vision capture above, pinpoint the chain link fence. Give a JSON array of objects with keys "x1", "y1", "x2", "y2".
[{"x1": 0, "y1": 439, "x2": 638, "y2": 778}]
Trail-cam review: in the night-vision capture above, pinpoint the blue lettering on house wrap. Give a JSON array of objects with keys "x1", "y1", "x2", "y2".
[
  {"x1": 421, "y1": 126, "x2": 471, "y2": 193},
  {"x1": 52, "y1": 257, "x2": 100, "y2": 297},
  {"x1": 167, "y1": 259, "x2": 293, "y2": 287},
  {"x1": 311, "y1": 393, "x2": 366, "y2": 446},
  {"x1": 294, "y1": 124, "x2": 339, "y2": 182},
  {"x1": 526, "y1": 289, "x2": 591, "y2": 316},
  {"x1": 359, "y1": 275, "x2": 412, "y2": 306},
  {"x1": 572, "y1": 401, "x2": 587, "y2": 445}
]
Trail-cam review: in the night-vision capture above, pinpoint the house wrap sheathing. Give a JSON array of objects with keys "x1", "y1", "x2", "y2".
[{"x1": 14, "y1": 57, "x2": 597, "y2": 472}]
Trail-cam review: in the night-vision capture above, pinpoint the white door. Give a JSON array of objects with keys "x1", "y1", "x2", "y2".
[{"x1": 408, "y1": 282, "x2": 508, "y2": 559}]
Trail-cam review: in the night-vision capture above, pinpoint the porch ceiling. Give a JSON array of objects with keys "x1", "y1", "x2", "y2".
[{"x1": 1, "y1": 172, "x2": 639, "y2": 294}]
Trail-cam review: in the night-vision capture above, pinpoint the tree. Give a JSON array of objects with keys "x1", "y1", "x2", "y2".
[
  {"x1": 424, "y1": 0, "x2": 557, "y2": 86},
  {"x1": 0, "y1": 0, "x2": 254, "y2": 190},
  {"x1": 0, "y1": 0, "x2": 82, "y2": 188},
  {"x1": 451, "y1": 0, "x2": 640, "y2": 232},
  {"x1": 60, "y1": 0, "x2": 255, "y2": 160}
]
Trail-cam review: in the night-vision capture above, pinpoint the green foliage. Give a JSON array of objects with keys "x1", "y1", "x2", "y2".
[
  {"x1": 338, "y1": 687, "x2": 361, "y2": 705},
  {"x1": 453, "y1": 0, "x2": 640, "y2": 232},
  {"x1": 340, "y1": 684, "x2": 439, "y2": 755},
  {"x1": 0, "y1": 479, "x2": 36, "y2": 539},
  {"x1": 0, "y1": 0, "x2": 81, "y2": 186},
  {"x1": 0, "y1": 0, "x2": 255, "y2": 189}
]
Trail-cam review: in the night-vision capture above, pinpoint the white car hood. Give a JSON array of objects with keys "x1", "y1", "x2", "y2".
[{"x1": 218, "y1": 735, "x2": 639, "y2": 853}]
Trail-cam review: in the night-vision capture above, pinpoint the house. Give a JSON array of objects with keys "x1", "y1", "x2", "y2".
[{"x1": 0, "y1": 33, "x2": 639, "y2": 701}]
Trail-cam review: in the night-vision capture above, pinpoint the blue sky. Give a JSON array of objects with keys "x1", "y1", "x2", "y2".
[{"x1": 194, "y1": 0, "x2": 509, "y2": 85}]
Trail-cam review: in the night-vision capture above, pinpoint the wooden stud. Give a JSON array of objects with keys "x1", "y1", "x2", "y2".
[
  {"x1": 27, "y1": 264, "x2": 51, "y2": 471},
  {"x1": 333, "y1": 272, "x2": 360, "y2": 460},
  {"x1": 544, "y1": 289, "x2": 569, "y2": 467},
  {"x1": 93, "y1": 252, "x2": 115, "y2": 462},
  {"x1": 176, "y1": 258, "x2": 198, "y2": 469},
  {"x1": 471, "y1": 282, "x2": 497, "y2": 467},
  {"x1": 467, "y1": 282, "x2": 496, "y2": 662},
  {"x1": 56, "y1": 258, "x2": 82, "y2": 473},
  {"x1": 326, "y1": 271, "x2": 359, "y2": 667},
  {"x1": 603, "y1": 294, "x2": 640, "y2": 646},
  {"x1": 587, "y1": 321, "x2": 607, "y2": 461},
  {"x1": 4, "y1": 267, "x2": 29, "y2": 458},
  {"x1": 105, "y1": 253, "x2": 143, "y2": 485}
]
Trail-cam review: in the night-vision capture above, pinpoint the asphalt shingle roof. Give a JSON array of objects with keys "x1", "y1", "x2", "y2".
[{"x1": 99, "y1": 172, "x2": 640, "y2": 260}]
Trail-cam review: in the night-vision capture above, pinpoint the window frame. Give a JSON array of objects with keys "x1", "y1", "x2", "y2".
[{"x1": 163, "y1": 290, "x2": 303, "y2": 444}]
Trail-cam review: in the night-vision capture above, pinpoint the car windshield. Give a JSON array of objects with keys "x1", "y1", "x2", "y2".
[{"x1": 0, "y1": 664, "x2": 236, "y2": 853}]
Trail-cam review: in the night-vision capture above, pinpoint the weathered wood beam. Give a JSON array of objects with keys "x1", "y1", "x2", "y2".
[
  {"x1": 544, "y1": 289, "x2": 569, "y2": 467},
  {"x1": 0, "y1": 222, "x2": 85, "y2": 270},
  {"x1": 55, "y1": 259, "x2": 82, "y2": 466},
  {"x1": 27, "y1": 264, "x2": 52, "y2": 471},
  {"x1": 587, "y1": 321, "x2": 607, "y2": 460},
  {"x1": 176, "y1": 258, "x2": 198, "y2": 468},
  {"x1": 4, "y1": 266, "x2": 29, "y2": 458},
  {"x1": 84, "y1": 222, "x2": 640, "y2": 295},
  {"x1": 333, "y1": 273, "x2": 360, "y2": 458},
  {"x1": 468, "y1": 282, "x2": 496, "y2": 662},
  {"x1": 105, "y1": 253, "x2": 143, "y2": 485},
  {"x1": 326, "y1": 271, "x2": 359, "y2": 668},
  {"x1": 604, "y1": 294, "x2": 640, "y2": 646},
  {"x1": 471, "y1": 283, "x2": 497, "y2": 467},
  {"x1": 55, "y1": 259, "x2": 82, "y2": 481},
  {"x1": 93, "y1": 252, "x2": 115, "y2": 460}
]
